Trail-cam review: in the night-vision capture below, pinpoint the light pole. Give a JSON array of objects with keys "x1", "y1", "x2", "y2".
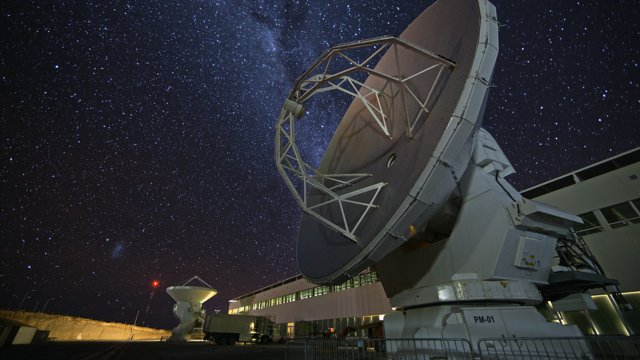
[
  {"x1": 42, "y1": 298, "x2": 54, "y2": 313},
  {"x1": 17, "y1": 289, "x2": 34, "y2": 310}
]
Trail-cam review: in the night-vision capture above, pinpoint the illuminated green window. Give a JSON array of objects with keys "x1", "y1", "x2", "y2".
[
  {"x1": 360, "y1": 272, "x2": 377, "y2": 285},
  {"x1": 334, "y1": 280, "x2": 351, "y2": 292},
  {"x1": 314, "y1": 286, "x2": 329, "y2": 296},
  {"x1": 299, "y1": 289, "x2": 313, "y2": 300}
]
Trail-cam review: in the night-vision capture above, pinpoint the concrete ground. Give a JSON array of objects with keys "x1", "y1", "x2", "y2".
[{"x1": 0, "y1": 341, "x2": 306, "y2": 360}]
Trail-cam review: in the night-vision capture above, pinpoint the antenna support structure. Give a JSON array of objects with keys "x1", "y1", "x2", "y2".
[{"x1": 276, "y1": 36, "x2": 455, "y2": 243}]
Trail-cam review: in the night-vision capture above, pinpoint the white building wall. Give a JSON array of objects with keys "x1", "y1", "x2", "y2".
[
  {"x1": 533, "y1": 162, "x2": 640, "y2": 214},
  {"x1": 246, "y1": 282, "x2": 391, "y2": 324},
  {"x1": 579, "y1": 224, "x2": 640, "y2": 292}
]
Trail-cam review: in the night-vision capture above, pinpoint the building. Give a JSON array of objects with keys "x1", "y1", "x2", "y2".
[
  {"x1": 229, "y1": 147, "x2": 640, "y2": 337},
  {"x1": 228, "y1": 270, "x2": 391, "y2": 338},
  {"x1": 522, "y1": 147, "x2": 640, "y2": 335}
]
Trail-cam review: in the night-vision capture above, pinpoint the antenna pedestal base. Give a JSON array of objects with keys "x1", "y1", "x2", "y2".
[
  {"x1": 390, "y1": 276, "x2": 543, "y2": 308},
  {"x1": 383, "y1": 304, "x2": 582, "y2": 344},
  {"x1": 377, "y1": 130, "x2": 585, "y2": 341},
  {"x1": 167, "y1": 301, "x2": 206, "y2": 342}
]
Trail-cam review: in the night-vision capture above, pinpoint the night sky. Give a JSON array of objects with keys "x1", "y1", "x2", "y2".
[{"x1": 2, "y1": 1, "x2": 639, "y2": 330}]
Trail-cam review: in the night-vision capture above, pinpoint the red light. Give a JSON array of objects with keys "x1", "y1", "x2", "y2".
[{"x1": 152, "y1": 280, "x2": 160, "y2": 288}]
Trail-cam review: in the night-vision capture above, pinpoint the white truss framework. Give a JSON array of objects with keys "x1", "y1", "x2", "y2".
[{"x1": 275, "y1": 36, "x2": 455, "y2": 243}]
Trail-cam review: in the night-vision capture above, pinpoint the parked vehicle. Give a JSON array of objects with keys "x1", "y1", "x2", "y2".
[
  {"x1": 250, "y1": 332, "x2": 272, "y2": 344},
  {"x1": 203, "y1": 314, "x2": 272, "y2": 345}
]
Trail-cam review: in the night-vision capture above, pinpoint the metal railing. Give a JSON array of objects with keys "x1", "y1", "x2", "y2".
[
  {"x1": 477, "y1": 336, "x2": 640, "y2": 360},
  {"x1": 284, "y1": 338, "x2": 308, "y2": 360},
  {"x1": 294, "y1": 336, "x2": 640, "y2": 360},
  {"x1": 574, "y1": 215, "x2": 640, "y2": 236},
  {"x1": 290, "y1": 337, "x2": 473, "y2": 360},
  {"x1": 382, "y1": 338, "x2": 473, "y2": 360}
]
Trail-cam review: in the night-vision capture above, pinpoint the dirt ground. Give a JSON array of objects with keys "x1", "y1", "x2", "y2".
[{"x1": 0, "y1": 341, "x2": 305, "y2": 360}]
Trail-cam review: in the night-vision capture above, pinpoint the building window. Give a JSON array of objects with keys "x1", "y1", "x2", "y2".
[
  {"x1": 574, "y1": 212, "x2": 603, "y2": 235},
  {"x1": 334, "y1": 280, "x2": 351, "y2": 292},
  {"x1": 314, "y1": 286, "x2": 329, "y2": 297},
  {"x1": 601, "y1": 201, "x2": 640, "y2": 229},
  {"x1": 359, "y1": 272, "x2": 378, "y2": 286},
  {"x1": 632, "y1": 198, "x2": 640, "y2": 214},
  {"x1": 299, "y1": 289, "x2": 312, "y2": 300}
]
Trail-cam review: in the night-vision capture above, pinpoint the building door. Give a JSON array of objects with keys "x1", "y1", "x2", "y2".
[{"x1": 287, "y1": 322, "x2": 294, "y2": 338}]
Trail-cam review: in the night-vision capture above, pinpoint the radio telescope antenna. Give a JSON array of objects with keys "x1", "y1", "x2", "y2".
[
  {"x1": 166, "y1": 275, "x2": 217, "y2": 342},
  {"x1": 276, "y1": 0, "x2": 494, "y2": 285},
  {"x1": 275, "y1": 0, "x2": 619, "y2": 347}
]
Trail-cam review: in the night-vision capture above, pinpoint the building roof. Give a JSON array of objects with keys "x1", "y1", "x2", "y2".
[
  {"x1": 521, "y1": 147, "x2": 640, "y2": 199},
  {"x1": 231, "y1": 274, "x2": 305, "y2": 301}
]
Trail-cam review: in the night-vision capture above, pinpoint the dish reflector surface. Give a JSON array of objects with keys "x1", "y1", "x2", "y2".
[
  {"x1": 166, "y1": 286, "x2": 217, "y2": 303},
  {"x1": 285, "y1": 0, "x2": 498, "y2": 284}
]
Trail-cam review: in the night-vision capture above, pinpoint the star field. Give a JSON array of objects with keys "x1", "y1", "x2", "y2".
[{"x1": 1, "y1": 1, "x2": 639, "y2": 329}]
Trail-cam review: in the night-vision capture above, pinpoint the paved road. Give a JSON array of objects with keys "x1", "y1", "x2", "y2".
[{"x1": 0, "y1": 341, "x2": 306, "y2": 360}]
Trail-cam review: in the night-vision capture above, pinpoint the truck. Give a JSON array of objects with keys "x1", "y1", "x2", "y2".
[{"x1": 203, "y1": 314, "x2": 273, "y2": 345}]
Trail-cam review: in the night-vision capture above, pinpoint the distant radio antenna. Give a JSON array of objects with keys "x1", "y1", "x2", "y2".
[{"x1": 166, "y1": 275, "x2": 217, "y2": 342}]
